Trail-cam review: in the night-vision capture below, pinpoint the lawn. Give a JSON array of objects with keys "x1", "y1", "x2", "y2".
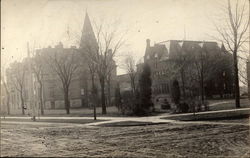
[
  {"x1": 1, "y1": 118, "x2": 105, "y2": 124},
  {"x1": 208, "y1": 98, "x2": 250, "y2": 111},
  {"x1": 4, "y1": 106, "x2": 121, "y2": 117},
  {"x1": 98, "y1": 121, "x2": 166, "y2": 127},
  {"x1": 3, "y1": 99, "x2": 250, "y2": 118},
  {"x1": 1, "y1": 122, "x2": 249, "y2": 157}
]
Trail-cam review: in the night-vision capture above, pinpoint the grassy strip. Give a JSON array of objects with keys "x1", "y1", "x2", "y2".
[
  {"x1": 98, "y1": 121, "x2": 168, "y2": 127},
  {"x1": 1, "y1": 118, "x2": 105, "y2": 124},
  {"x1": 165, "y1": 109, "x2": 250, "y2": 121}
]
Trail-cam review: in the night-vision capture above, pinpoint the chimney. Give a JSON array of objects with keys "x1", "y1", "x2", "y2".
[
  {"x1": 146, "y1": 39, "x2": 150, "y2": 47},
  {"x1": 55, "y1": 42, "x2": 63, "y2": 48}
]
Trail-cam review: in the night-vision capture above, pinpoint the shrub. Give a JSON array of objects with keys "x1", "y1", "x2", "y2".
[
  {"x1": 118, "y1": 63, "x2": 154, "y2": 116},
  {"x1": 161, "y1": 99, "x2": 171, "y2": 109},
  {"x1": 120, "y1": 90, "x2": 134, "y2": 115},
  {"x1": 203, "y1": 101, "x2": 209, "y2": 111},
  {"x1": 178, "y1": 102, "x2": 189, "y2": 113},
  {"x1": 171, "y1": 79, "x2": 181, "y2": 105},
  {"x1": 114, "y1": 83, "x2": 122, "y2": 110},
  {"x1": 118, "y1": 90, "x2": 141, "y2": 115},
  {"x1": 137, "y1": 63, "x2": 153, "y2": 115}
]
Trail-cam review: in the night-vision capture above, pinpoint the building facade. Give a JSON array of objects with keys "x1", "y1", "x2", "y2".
[
  {"x1": 5, "y1": 13, "x2": 117, "y2": 113},
  {"x1": 135, "y1": 39, "x2": 234, "y2": 100}
]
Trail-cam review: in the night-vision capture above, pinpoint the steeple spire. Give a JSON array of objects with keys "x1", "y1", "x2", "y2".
[{"x1": 79, "y1": 12, "x2": 98, "y2": 50}]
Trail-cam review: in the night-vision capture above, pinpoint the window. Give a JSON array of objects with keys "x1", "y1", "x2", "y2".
[
  {"x1": 49, "y1": 88, "x2": 55, "y2": 98},
  {"x1": 51, "y1": 101, "x2": 55, "y2": 109},
  {"x1": 163, "y1": 84, "x2": 166, "y2": 93},
  {"x1": 167, "y1": 84, "x2": 170, "y2": 93}
]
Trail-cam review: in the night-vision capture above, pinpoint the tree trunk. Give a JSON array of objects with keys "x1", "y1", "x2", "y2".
[
  {"x1": 91, "y1": 74, "x2": 97, "y2": 120},
  {"x1": 130, "y1": 75, "x2": 136, "y2": 95},
  {"x1": 180, "y1": 68, "x2": 186, "y2": 99},
  {"x1": 39, "y1": 81, "x2": 44, "y2": 115},
  {"x1": 6, "y1": 94, "x2": 10, "y2": 115},
  {"x1": 100, "y1": 77, "x2": 106, "y2": 114},
  {"x1": 200, "y1": 62, "x2": 204, "y2": 104},
  {"x1": 20, "y1": 92, "x2": 25, "y2": 115},
  {"x1": 64, "y1": 88, "x2": 70, "y2": 114},
  {"x1": 3, "y1": 82, "x2": 11, "y2": 115},
  {"x1": 107, "y1": 77, "x2": 111, "y2": 106},
  {"x1": 233, "y1": 49, "x2": 240, "y2": 108}
]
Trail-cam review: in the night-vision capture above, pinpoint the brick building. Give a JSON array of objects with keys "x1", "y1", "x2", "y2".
[
  {"x1": 135, "y1": 39, "x2": 234, "y2": 100},
  {"x1": 38, "y1": 13, "x2": 117, "y2": 109},
  {"x1": 117, "y1": 74, "x2": 132, "y2": 92},
  {"x1": 5, "y1": 13, "x2": 117, "y2": 113}
]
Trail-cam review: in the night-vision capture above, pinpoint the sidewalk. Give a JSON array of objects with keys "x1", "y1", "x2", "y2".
[{"x1": 1, "y1": 107, "x2": 249, "y2": 127}]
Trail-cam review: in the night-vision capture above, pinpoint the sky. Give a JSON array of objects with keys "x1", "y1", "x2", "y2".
[{"x1": 1, "y1": 0, "x2": 249, "y2": 76}]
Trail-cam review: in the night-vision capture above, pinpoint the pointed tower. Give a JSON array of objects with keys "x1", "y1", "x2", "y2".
[{"x1": 79, "y1": 12, "x2": 98, "y2": 51}]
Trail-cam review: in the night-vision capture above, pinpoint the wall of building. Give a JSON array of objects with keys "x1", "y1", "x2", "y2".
[{"x1": 138, "y1": 39, "x2": 234, "y2": 100}]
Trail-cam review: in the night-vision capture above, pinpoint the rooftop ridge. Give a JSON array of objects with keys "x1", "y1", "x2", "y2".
[{"x1": 156, "y1": 40, "x2": 218, "y2": 44}]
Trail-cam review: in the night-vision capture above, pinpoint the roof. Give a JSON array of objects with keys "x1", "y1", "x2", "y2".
[
  {"x1": 117, "y1": 73, "x2": 130, "y2": 82},
  {"x1": 79, "y1": 12, "x2": 98, "y2": 51},
  {"x1": 145, "y1": 43, "x2": 168, "y2": 60},
  {"x1": 155, "y1": 40, "x2": 221, "y2": 59}
]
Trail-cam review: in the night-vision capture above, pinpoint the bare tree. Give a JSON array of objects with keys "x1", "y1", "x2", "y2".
[
  {"x1": 121, "y1": 53, "x2": 137, "y2": 94},
  {"x1": 9, "y1": 62, "x2": 26, "y2": 115},
  {"x1": 237, "y1": 49, "x2": 249, "y2": 86},
  {"x1": 31, "y1": 53, "x2": 45, "y2": 115},
  {"x1": 172, "y1": 43, "x2": 189, "y2": 99},
  {"x1": 83, "y1": 21, "x2": 125, "y2": 114},
  {"x1": 1, "y1": 74, "x2": 10, "y2": 115},
  {"x1": 213, "y1": 0, "x2": 249, "y2": 108},
  {"x1": 81, "y1": 53, "x2": 98, "y2": 119},
  {"x1": 106, "y1": 56, "x2": 117, "y2": 106},
  {"x1": 47, "y1": 45, "x2": 79, "y2": 114}
]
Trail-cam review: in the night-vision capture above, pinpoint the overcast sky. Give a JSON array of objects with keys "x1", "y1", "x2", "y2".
[{"x1": 1, "y1": 0, "x2": 249, "y2": 75}]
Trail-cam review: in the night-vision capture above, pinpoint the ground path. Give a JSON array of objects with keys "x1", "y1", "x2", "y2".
[
  {"x1": 209, "y1": 101, "x2": 232, "y2": 106},
  {"x1": 1, "y1": 107, "x2": 249, "y2": 127},
  {"x1": 1, "y1": 118, "x2": 249, "y2": 157},
  {"x1": 1, "y1": 107, "x2": 250, "y2": 157}
]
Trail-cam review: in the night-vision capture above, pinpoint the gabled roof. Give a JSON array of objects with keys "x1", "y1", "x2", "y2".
[
  {"x1": 156, "y1": 40, "x2": 221, "y2": 59},
  {"x1": 145, "y1": 43, "x2": 168, "y2": 60}
]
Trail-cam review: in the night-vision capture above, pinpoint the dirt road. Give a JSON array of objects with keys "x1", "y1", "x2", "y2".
[{"x1": 1, "y1": 121, "x2": 249, "y2": 157}]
